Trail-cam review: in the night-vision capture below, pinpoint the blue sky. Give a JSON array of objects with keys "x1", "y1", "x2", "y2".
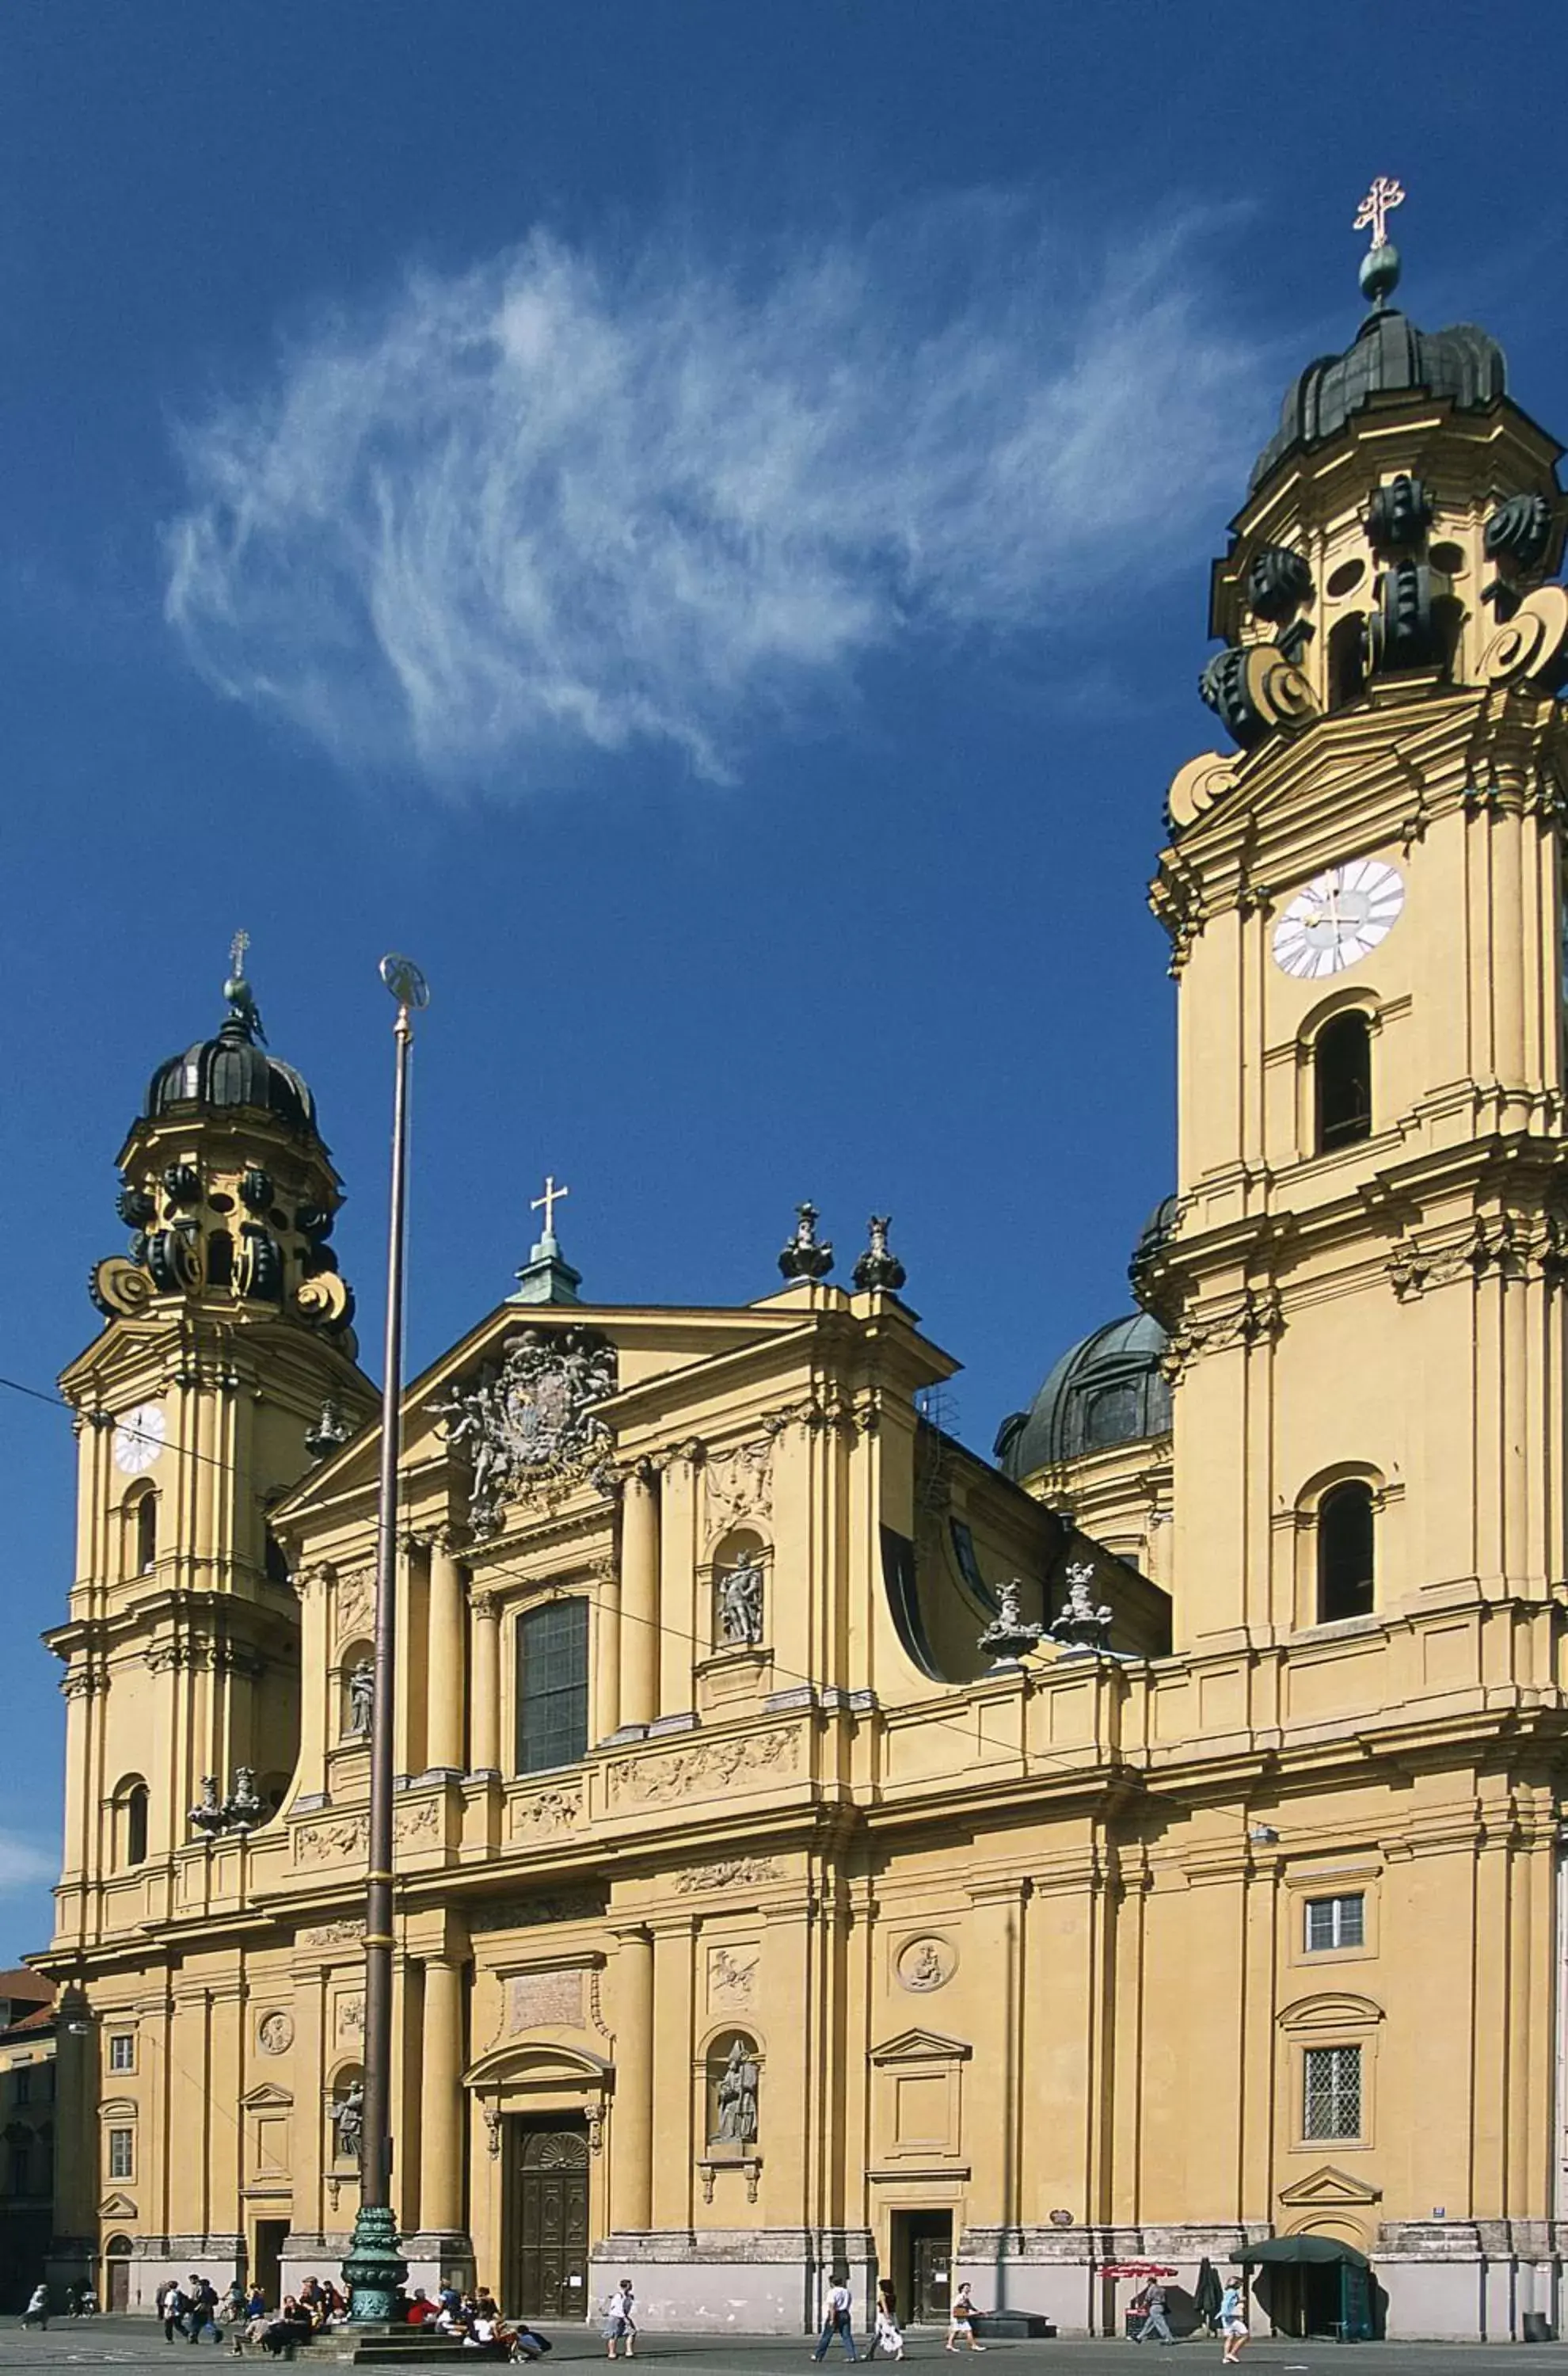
[{"x1": 4, "y1": 0, "x2": 1566, "y2": 1960}]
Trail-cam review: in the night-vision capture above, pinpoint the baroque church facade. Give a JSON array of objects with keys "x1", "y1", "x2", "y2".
[{"x1": 35, "y1": 227, "x2": 1568, "y2": 2341}]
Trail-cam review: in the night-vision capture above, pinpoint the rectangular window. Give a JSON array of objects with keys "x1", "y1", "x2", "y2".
[
  {"x1": 516, "y1": 1599, "x2": 589, "y2": 1774},
  {"x1": 1303, "y1": 2044, "x2": 1362, "y2": 2140},
  {"x1": 9, "y1": 2142, "x2": 29, "y2": 2196},
  {"x1": 12, "y1": 2069, "x2": 29, "y2": 2104},
  {"x1": 107, "y1": 2127, "x2": 135, "y2": 2180},
  {"x1": 108, "y1": 2033, "x2": 135, "y2": 2073},
  {"x1": 1305, "y1": 1893, "x2": 1365, "y2": 1952}
]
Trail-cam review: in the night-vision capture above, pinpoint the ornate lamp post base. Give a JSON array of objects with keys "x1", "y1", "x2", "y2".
[{"x1": 342, "y1": 2202, "x2": 409, "y2": 2324}]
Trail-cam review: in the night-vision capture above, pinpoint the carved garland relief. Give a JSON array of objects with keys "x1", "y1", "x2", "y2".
[
  {"x1": 676, "y1": 1856, "x2": 780, "y2": 1894},
  {"x1": 606, "y1": 1727, "x2": 798, "y2": 1807}
]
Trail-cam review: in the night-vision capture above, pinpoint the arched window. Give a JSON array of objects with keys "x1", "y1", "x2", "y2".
[
  {"x1": 114, "y1": 1779, "x2": 149, "y2": 1869},
  {"x1": 1328, "y1": 613, "x2": 1366, "y2": 710},
  {"x1": 264, "y1": 1529, "x2": 291, "y2": 1585},
  {"x1": 135, "y1": 1491, "x2": 158, "y2": 1574},
  {"x1": 1318, "y1": 1483, "x2": 1375, "y2": 1622},
  {"x1": 1315, "y1": 1012, "x2": 1372, "y2": 1152}
]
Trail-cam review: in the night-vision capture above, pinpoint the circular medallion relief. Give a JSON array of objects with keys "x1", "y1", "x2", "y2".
[
  {"x1": 257, "y1": 2011, "x2": 295, "y2": 2056},
  {"x1": 112, "y1": 1403, "x2": 166, "y2": 1475},
  {"x1": 896, "y1": 1936, "x2": 955, "y2": 1993}
]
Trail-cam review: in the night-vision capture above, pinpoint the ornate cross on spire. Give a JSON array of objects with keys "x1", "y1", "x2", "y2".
[
  {"x1": 230, "y1": 927, "x2": 250, "y2": 980},
  {"x1": 1353, "y1": 175, "x2": 1405, "y2": 251},
  {"x1": 531, "y1": 1175, "x2": 569, "y2": 1240}
]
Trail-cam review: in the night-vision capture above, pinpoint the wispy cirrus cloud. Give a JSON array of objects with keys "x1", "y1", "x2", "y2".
[{"x1": 164, "y1": 198, "x2": 1262, "y2": 790}]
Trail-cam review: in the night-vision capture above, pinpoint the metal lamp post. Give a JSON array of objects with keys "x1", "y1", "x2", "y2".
[{"x1": 342, "y1": 954, "x2": 429, "y2": 2325}]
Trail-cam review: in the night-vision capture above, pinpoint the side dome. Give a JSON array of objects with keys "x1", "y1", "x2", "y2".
[
  {"x1": 145, "y1": 1007, "x2": 318, "y2": 1140},
  {"x1": 995, "y1": 1310, "x2": 1171, "y2": 1481},
  {"x1": 1251, "y1": 308, "x2": 1506, "y2": 493}
]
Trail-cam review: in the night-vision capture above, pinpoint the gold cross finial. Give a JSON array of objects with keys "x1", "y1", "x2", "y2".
[
  {"x1": 531, "y1": 1174, "x2": 569, "y2": 1239},
  {"x1": 1353, "y1": 176, "x2": 1405, "y2": 251},
  {"x1": 229, "y1": 927, "x2": 249, "y2": 980}
]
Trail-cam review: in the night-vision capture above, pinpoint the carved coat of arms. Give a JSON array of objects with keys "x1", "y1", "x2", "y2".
[{"x1": 435, "y1": 1325, "x2": 617, "y2": 1533}]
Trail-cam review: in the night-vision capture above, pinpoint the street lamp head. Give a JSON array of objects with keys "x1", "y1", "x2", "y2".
[{"x1": 379, "y1": 954, "x2": 430, "y2": 1011}]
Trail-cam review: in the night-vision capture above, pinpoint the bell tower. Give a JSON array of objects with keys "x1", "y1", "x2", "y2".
[
  {"x1": 1146, "y1": 192, "x2": 1568, "y2": 1644},
  {"x1": 48, "y1": 946, "x2": 376, "y2": 1943}
]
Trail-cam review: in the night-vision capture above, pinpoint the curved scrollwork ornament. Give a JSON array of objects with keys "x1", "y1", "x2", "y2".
[
  {"x1": 1479, "y1": 585, "x2": 1568, "y2": 694},
  {"x1": 1200, "y1": 643, "x2": 1319, "y2": 752},
  {"x1": 1165, "y1": 751, "x2": 1239, "y2": 836},
  {"x1": 1245, "y1": 543, "x2": 1314, "y2": 623},
  {"x1": 1365, "y1": 473, "x2": 1433, "y2": 552}
]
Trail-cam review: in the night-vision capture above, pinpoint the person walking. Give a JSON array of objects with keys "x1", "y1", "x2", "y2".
[
  {"x1": 186, "y1": 2275, "x2": 223, "y2": 2343},
  {"x1": 162, "y1": 2282, "x2": 190, "y2": 2343},
  {"x1": 872, "y1": 2279, "x2": 904, "y2": 2362},
  {"x1": 601, "y1": 2278, "x2": 637, "y2": 2361},
  {"x1": 1219, "y1": 2275, "x2": 1250, "y2": 2365},
  {"x1": 1135, "y1": 2279, "x2": 1176, "y2": 2344},
  {"x1": 946, "y1": 2282, "x2": 986, "y2": 2353},
  {"x1": 21, "y1": 2283, "x2": 49, "y2": 2330},
  {"x1": 813, "y1": 2273, "x2": 858, "y2": 2363}
]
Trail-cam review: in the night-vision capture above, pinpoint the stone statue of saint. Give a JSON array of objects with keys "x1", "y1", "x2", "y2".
[
  {"x1": 714, "y1": 2036, "x2": 759, "y2": 2146},
  {"x1": 717, "y1": 1556, "x2": 765, "y2": 1647},
  {"x1": 348, "y1": 1661, "x2": 375, "y2": 1737},
  {"x1": 330, "y1": 2079, "x2": 364, "y2": 2164}
]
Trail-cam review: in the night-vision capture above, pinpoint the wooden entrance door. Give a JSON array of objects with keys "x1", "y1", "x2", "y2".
[
  {"x1": 105, "y1": 2245, "x2": 131, "y2": 2313},
  {"x1": 911, "y1": 2218, "x2": 953, "y2": 2324},
  {"x1": 508, "y1": 2125, "x2": 590, "y2": 2320}
]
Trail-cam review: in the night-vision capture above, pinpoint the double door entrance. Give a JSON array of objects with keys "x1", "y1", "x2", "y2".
[
  {"x1": 504, "y1": 2121, "x2": 591, "y2": 2321},
  {"x1": 889, "y1": 2210, "x2": 953, "y2": 2325}
]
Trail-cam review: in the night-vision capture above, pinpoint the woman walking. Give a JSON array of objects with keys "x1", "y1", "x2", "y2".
[
  {"x1": 601, "y1": 2278, "x2": 637, "y2": 2361},
  {"x1": 946, "y1": 2282, "x2": 986, "y2": 2353},
  {"x1": 1219, "y1": 2274, "x2": 1250, "y2": 2365},
  {"x1": 873, "y1": 2280, "x2": 904, "y2": 2362}
]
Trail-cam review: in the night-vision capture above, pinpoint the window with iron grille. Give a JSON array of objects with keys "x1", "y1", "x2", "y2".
[
  {"x1": 1305, "y1": 1894, "x2": 1365, "y2": 1952},
  {"x1": 516, "y1": 1599, "x2": 588, "y2": 1774},
  {"x1": 108, "y1": 2034, "x2": 135, "y2": 2073},
  {"x1": 1303, "y1": 2043, "x2": 1362, "y2": 2139},
  {"x1": 107, "y1": 2127, "x2": 135, "y2": 2180}
]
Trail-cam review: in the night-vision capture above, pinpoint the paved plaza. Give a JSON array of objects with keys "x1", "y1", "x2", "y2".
[{"x1": 1, "y1": 2330, "x2": 1566, "y2": 2374}]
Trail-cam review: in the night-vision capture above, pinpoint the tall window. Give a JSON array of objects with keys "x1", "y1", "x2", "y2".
[
  {"x1": 1315, "y1": 1013, "x2": 1372, "y2": 1152},
  {"x1": 1305, "y1": 1894, "x2": 1365, "y2": 1951},
  {"x1": 13, "y1": 2069, "x2": 30, "y2": 2105},
  {"x1": 1303, "y1": 2043, "x2": 1363, "y2": 2140},
  {"x1": 124, "y1": 1784, "x2": 149, "y2": 1868},
  {"x1": 1318, "y1": 1483, "x2": 1375, "y2": 1622},
  {"x1": 135, "y1": 1491, "x2": 158, "y2": 1575},
  {"x1": 108, "y1": 2034, "x2": 135, "y2": 2074},
  {"x1": 516, "y1": 1600, "x2": 588, "y2": 1774},
  {"x1": 107, "y1": 2127, "x2": 135, "y2": 2180},
  {"x1": 1328, "y1": 613, "x2": 1366, "y2": 709}
]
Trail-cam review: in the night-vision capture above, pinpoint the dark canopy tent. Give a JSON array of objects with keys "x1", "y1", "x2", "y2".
[
  {"x1": 1239, "y1": 2237, "x2": 1377, "y2": 2340},
  {"x1": 1240, "y1": 2237, "x2": 1369, "y2": 2269}
]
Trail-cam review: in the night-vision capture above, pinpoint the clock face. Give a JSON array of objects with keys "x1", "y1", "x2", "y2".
[
  {"x1": 1272, "y1": 859, "x2": 1405, "y2": 980},
  {"x1": 112, "y1": 1403, "x2": 166, "y2": 1475}
]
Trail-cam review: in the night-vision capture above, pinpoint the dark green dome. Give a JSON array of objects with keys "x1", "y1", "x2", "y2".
[
  {"x1": 146, "y1": 1014, "x2": 318, "y2": 1139},
  {"x1": 1251, "y1": 307, "x2": 1506, "y2": 493},
  {"x1": 994, "y1": 1308, "x2": 1171, "y2": 1481}
]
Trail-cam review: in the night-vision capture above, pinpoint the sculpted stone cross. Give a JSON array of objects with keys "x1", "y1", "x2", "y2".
[
  {"x1": 531, "y1": 1175, "x2": 569, "y2": 1238},
  {"x1": 1353, "y1": 176, "x2": 1405, "y2": 250}
]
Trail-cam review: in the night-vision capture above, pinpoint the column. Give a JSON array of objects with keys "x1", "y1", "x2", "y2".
[
  {"x1": 420, "y1": 1957, "x2": 466, "y2": 2234},
  {"x1": 593, "y1": 1570, "x2": 622, "y2": 1746},
  {"x1": 620, "y1": 1472, "x2": 660, "y2": 1732},
  {"x1": 611, "y1": 1928, "x2": 654, "y2": 2234},
  {"x1": 427, "y1": 1540, "x2": 466, "y2": 1772},
  {"x1": 469, "y1": 1593, "x2": 501, "y2": 1773}
]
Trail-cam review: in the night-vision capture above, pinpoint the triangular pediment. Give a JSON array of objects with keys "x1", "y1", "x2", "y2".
[
  {"x1": 242, "y1": 2082, "x2": 294, "y2": 2111},
  {"x1": 1278, "y1": 2164, "x2": 1382, "y2": 2208},
  {"x1": 870, "y1": 2027, "x2": 972, "y2": 2065},
  {"x1": 99, "y1": 2191, "x2": 138, "y2": 2217}
]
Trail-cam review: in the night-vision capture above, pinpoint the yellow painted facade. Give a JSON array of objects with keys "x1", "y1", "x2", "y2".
[{"x1": 34, "y1": 261, "x2": 1568, "y2": 2340}]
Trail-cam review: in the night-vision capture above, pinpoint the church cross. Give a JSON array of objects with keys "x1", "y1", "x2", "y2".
[
  {"x1": 531, "y1": 1175, "x2": 569, "y2": 1238},
  {"x1": 229, "y1": 927, "x2": 249, "y2": 980},
  {"x1": 1353, "y1": 176, "x2": 1405, "y2": 250}
]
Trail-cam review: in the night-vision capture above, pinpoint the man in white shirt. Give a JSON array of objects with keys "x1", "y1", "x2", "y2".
[{"x1": 813, "y1": 2276, "x2": 858, "y2": 2363}]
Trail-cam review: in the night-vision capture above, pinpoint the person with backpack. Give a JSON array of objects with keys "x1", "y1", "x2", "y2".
[
  {"x1": 185, "y1": 2275, "x2": 223, "y2": 2344},
  {"x1": 162, "y1": 2281, "x2": 190, "y2": 2342}
]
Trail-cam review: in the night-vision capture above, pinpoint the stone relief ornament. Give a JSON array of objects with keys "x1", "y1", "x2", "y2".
[
  {"x1": 676, "y1": 1856, "x2": 780, "y2": 1894},
  {"x1": 504, "y1": 1969, "x2": 584, "y2": 2034},
  {"x1": 336, "y1": 1569, "x2": 375, "y2": 1645},
  {"x1": 297, "y1": 1919, "x2": 363, "y2": 1948},
  {"x1": 509, "y1": 1784, "x2": 583, "y2": 1840},
  {"x1": 257, "y1": 2011, "x2": 295, "y2": 2056},
  {"x1": 708, "y1": 1946, "x2": 758, "y2": 2009},
  {"x1": 606, "y1": 1727, "x2": 797, "y2": 1807},
  {"x1": 716, "y1": 1554, "x2": 765, "y2": 1647},
  {"x1": 978, "y1": 1579, "x2": 1043, "y2": 1663},
  {"x1": 294, "y1": 1813, "x2": 369, "y2": 1865},
  {"x1": 434, "y1": 1326, "x2": 618, "y2": 1535},
  {"x1": 897, "y1": 1937, "x2": 955, "y2": 1993},
  {"x1": 337, "y1": 1994, "x2": 366, "y2": 2044},
  {"x1": 704, "y1": 1438, "x2": 774, "y2": 1533}
]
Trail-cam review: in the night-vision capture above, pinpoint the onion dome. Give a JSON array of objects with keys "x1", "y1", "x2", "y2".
[
  {"x1": 144, "y1": 963, "x2": 319, "y2": 1140},
  {"x1": 1250, "y1": 249, "x2": 1506, "y2": 494},
  {"x1": 994, "y1": 1308, "x2": 1171, "y2": 1482}
]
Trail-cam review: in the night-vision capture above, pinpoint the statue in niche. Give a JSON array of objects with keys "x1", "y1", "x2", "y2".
[
  {"x1": 716, "y1": 1555, "x2": 765, "y2": 1647},
  {"x1": 714, "y1": 2035, "x2": 759, "y2": 2146},
  {"x1": 329, "y1": 2079, "x2": 364, "y2": 2165},
  {"x1": 348, "y1": 1660, "x2": 375, "y2": 1737}
]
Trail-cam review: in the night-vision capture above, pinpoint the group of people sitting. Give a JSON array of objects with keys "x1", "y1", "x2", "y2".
[{"x1": 405, "y1": 2283, "x2": 552, "y2": 2359}]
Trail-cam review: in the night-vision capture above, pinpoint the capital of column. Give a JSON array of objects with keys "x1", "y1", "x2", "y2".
[{"x1": 470, "y1": 1588, "x2": 501, "y2": 1621}]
